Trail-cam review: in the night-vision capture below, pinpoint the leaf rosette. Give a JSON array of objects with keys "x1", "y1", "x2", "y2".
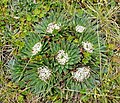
[
  {"x1": 35, "y1": 11, "x2": 68, "y2": 37},
  {"x1": 50, "y1": 39, "x2": 80, "y2": 73}
]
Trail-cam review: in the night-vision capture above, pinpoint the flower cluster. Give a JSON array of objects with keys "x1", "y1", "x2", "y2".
[
  {"x1": 76, "y1": 25, "x2": 85, "y2": 33},
  {"x1": 56, "y1": 50, "x2": 69, "y2": 65},
  {"x1": 37, "y1": 66, "x2": 51, "y2": 81},
  {"x1": 46, "y1": 22, "x2": 60, "y2": 33},
  {"x1": 82, "y1": 42, "x2": 94, "y2": 53},
  {"x1": 32, "y1": 42, "x2": 42, "y2": 55},
  {"x1": 72, "y1": 67, "x2": 90, "y2": 82}
]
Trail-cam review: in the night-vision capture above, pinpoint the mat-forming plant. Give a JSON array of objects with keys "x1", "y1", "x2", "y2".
[{"x1": 11, "y1": 11, "x2": 106, "y2": 95}]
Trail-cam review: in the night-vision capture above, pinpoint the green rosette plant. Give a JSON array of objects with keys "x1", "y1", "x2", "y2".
[
  {"x1": 50, "y1": 39, "x2": 80, "y2": 73},
  {"x1": 10, "y1": 11, "x2": 106, "y2": 97},
  {"x1": 18, "y1": 33, "x2": 49, "y2": 59},
  {"x1": 11, "y1": 58, "x2": 57, "y2": 94},
  {"x1": 70, "y1": 15, "x2": 106, "y2": 65},
  {"x1": 65, "y1": 66, "x2": 100, "y2": 92},
  {"x1": 35, "y1": 11, "x2": 68, "y2": 37}
]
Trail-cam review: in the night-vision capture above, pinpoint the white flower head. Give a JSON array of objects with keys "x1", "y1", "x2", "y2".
[
  {"x1": 38, "y1": 66, "x2": 51, "y2": 81},
  {"x1": 72, "y1": 67, "x2": 90, "y2": 82},
  {"x1": 82, "y1": 41, "x2": 94, "y2": 53},
  {"x1": 56, "y1": 50, "x2": 69, "y2": 65},
  {"x1": 76, "y1": 25, "x2": 85, "y2": 33},
  {"x1": 54, "y1": 23, "x2": 60, "y2": 29},
  {"x1": 46, "y1": 22, "x2": 60, "y2": 34},
  {"x1": 32, "y1": 42, "x2": 42, "y2": 55}
]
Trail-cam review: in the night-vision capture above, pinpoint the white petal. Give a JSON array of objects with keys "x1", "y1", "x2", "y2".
[
  {"x1": 56, "y1": 50, "x2": 69, "y2": 65},
  {"x1": 72, "y1": 67, "x2": 90, "y2": 82},
  {"x1": 32, "y1": 42, "x2": 42, "y2": 55},
  {"x1": 82, "y1": 42, "x2": 93, "y2": 53},
  {"x1": 38, "y1": 66, "x2": 51, "y2": 81},
  {"x1": 76, "y1": 25, "x2": 85, "y2": 33},
  {"x1": 46, "y1": 22, "x2": 60, "y2": 33}
]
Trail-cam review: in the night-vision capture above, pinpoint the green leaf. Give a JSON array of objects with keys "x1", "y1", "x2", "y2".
[
  {"x1": 33, "y1": 8, "x2": 40, "y2": 15},
  {"x1": 26, "y1": 14, "x2": 32, "y2": 21},
  {"x1": 18, "y1": 95, "x2": 24, "y2": 103}
]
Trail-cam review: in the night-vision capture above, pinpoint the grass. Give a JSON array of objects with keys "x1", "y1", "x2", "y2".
[{"x1": 0, "y1": 0, "x2": 120, "y2": 102}]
